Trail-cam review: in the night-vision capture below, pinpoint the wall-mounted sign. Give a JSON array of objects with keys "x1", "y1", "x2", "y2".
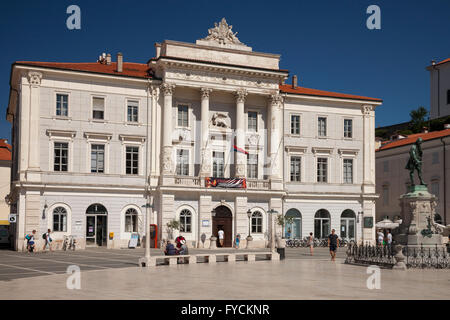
[
  {"x1": 202, "y1": 220, "x2": 210, "y2": 227},
  {"x1": 364, "y1": 217, "x2": 374, "y2": 228},
  {"x1": 8, "y1": 214, "x2": 17, "y2": 224}
]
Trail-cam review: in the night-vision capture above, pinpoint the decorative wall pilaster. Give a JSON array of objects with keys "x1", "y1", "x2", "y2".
[{"x1": 234, "y1": 89, "x2": 247, "y2": 178}]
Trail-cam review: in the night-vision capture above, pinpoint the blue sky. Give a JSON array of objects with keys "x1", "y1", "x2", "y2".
[{"x1": 0, "y1": 0, "x2": 449, "y2": 141}]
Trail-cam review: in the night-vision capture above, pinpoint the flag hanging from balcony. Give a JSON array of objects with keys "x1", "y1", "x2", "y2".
[
  {"x1": 206, "y1": 177, "x2": 247, "y2": 189},
  {"x1": 233, "y1": 145, "x2": 248, "y2": 155}
]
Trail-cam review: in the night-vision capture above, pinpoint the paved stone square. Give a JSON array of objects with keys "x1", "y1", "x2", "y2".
[{"x1": 0, "y1": 247, "x2": 448, "y2": 300}]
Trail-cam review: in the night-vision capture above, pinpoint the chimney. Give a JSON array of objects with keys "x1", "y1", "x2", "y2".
[
  {"x1": 106, "y1": 53, "x2": 111, "y2": 65},
  {"x1": 155, "y1": 43, "x2": 161, "y2": 58},
  {"x1": 292, "y1": 75, "x2": 298, "y2": 89},
  {"x1": 117, "y1": 52, "x2": 123, "y2": 73}
]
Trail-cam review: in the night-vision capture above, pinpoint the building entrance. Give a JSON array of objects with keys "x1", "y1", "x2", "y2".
[
  {"x1": 212, "y1": 205, "x2": 232, "y2": 247},
  {"x1": 86, "y1": 204, "x2": 108, "y2": 246}
]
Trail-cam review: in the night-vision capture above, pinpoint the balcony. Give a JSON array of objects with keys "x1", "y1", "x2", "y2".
[
  {"x1": 246, "y1": 179, "x2": 270, "y2": 190},
  {"x1": 172, "y1": 176, "x2": 270, "y2": 190},
  {"x1": 174, "y1": 176, "x2": 201, "y2": 186}
]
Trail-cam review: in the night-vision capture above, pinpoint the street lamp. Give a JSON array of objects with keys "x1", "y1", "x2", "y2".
[
  {"x1": 267, "y1": 209, "x2": 278, "y2": 252},
  {"x1": 247, "y1": 209, "x2": 252, "y2": 238},
  {"x1": 139, "y1": 203, "x2": 153, "y2": 266}
]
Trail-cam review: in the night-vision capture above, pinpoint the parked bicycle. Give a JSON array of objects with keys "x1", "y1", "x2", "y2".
[{"x1": 63, "y1": 235, "x2": 76, "y2": 251}]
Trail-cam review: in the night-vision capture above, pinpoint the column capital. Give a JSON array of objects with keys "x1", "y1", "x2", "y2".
[
  {"x1": 269, "y1": 93, "x2": 283, "y2": 106},
  {"x1": 27, "y1": 71, "x2": 42, "y2": 86},
  {"x1": 147, "y1": 85, "x2": 159, "y2": 97},
  {"x1": 200, "y1": 87, "x2": 212, "y2": 100},
  {"x1": 234, "y1": 88, "x2": 248, "y2": 103},
  {"x1": 361, "y1": 104, "x2": 375, "y2": 115},
  {"x1": 160, "y1": 83, "x2": 175, "y2": 96}
]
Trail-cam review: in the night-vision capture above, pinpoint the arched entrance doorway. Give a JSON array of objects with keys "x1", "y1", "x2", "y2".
[
  {"x1": 314, "y1": 209, "x2": 330, "y2": 239},
  {"x1": 212, "y1": 205, "x2": 232, "y2": 247},
  {"x1": 86, "y1": 204, "x2": 108, "y2": 246},
  {"x1": 340, "y1": 209, "x2": 356, "y2": 240},
  {"x1": 284, "y1": 209, "x2": 302, "y2": 239}
]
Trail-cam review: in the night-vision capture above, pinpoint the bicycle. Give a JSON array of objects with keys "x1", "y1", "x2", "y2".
[{"x1": 63, "y1": 235, "x2": 76, "y2": 251}]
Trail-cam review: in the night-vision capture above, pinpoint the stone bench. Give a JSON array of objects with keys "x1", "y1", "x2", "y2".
[{"x1": 139, "y1": 251, "x2": 279, "y2": 267}]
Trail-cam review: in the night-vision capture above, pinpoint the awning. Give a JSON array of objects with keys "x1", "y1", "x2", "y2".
[
  {"x1": 0, "y1": 220, "x2": 10, "y2": 226},
  {"x1": 375, "y1": 218, "x2": 399, "y2": 229}
]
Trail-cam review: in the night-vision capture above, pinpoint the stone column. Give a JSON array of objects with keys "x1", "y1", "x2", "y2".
[
  {"x1": 235, "y1": 196, "x2": 248, "y2": 246},
  {"x1": 269, "y1": 93, "x2": 283, "y2": 189},
  {"x1": 149, "y1": 85, "x2": 159, "y2": 181},
  {"x1": 27, "y1": 71, "x2": 42, "y2": 173},
  {"x1": 161, "y1": 83, "x2": 175, "y2": 175},
  {"x1": 199, "y1": 195, "x2": 212, "y2": 248},
  {"x1": 362, "y1": 105, "x2": 376, "y2": 194},
  {"x1": 234, "y1": 89, "x2": 247, "y2": 178},
  {"x1": 200, "y1": 88, "x2": 212, "y2": 178}
]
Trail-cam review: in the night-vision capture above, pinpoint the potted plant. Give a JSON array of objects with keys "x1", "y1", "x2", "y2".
[{"x1": 166, "y1": 219, "x2": 180, "y2": 240}]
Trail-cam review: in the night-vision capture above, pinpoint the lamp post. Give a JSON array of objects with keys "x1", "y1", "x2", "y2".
[
  {"x1": 246, "y1": 209, "x2": 253, "y2": 248},
  {"x1": 210, "y1": 209, "x2": 217, "y2": 249},
  {"x1": 139, "y1": 203, "x2": 153, "y2": 266},
  {"x1": 267, "y1": 209, "x2": 278, "y2": 252},
  {"x1": 357, "y1": 211, "x2": 364, "y2": 245}
]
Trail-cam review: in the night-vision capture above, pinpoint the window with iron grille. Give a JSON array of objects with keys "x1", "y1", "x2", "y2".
[
  {"x1": 91, "y1": 144, "x2": 105, "y2": 173},
  {"x1": 247, "y1": 153, "x2": 258, "y2": 179},
  {"x1": 248, "y1": 111, "x2": 257, "y2": 131},
  {"x1": 251, "y1": 211, "x2": 263, "y2": 233},
  {"x1": 125, "y1": 208, "x2": 138, "y2": 232},
  {"x1": 290, "y1": 156, "x2": 301, "y2": 182},
  {"x1": 180, "y1": 209, "x2": 192, "y2": 233},
  {"x1": 127, "y1": 100, "x2": 139, "y2": 122},
  {"x1": 317, "y1": 157, "x2": 328, "y2": 182},
  {"x1": 344, "y1": 119, "x2": 353, "y2": 138},
  {"x1": 53, "y1": 207, "x2": 67, "y2": 232},
  {"x1": 56, "y1": 94, "x2": 68, "y2": 117},
  {"x1": 212, "y1": 151, "x2": 224, "y2": 178},
  {"x1": 318, "y1": 117, "x2": 327, "y2": 137},
  {"x1": 178, "y1": 105, "x2": 189, "y2": 127},
  {"x1": 54, "y1": 142, "x2": 68, "y2": 172},
  {"x1": 93, "y1": 97, "x2": 105, "y2": 120},
  {"x1": 126, "y1": 146, "x2": 139, "y2": 175},
  {"x1": 291, "y1": 115, "x2": 300, "y2": 135},
  {"x1": 176, "y1": 149, "x2": 189, "y2": 176},
  {"x1": 343, "y1": 158, "x2": 353, "y2": 183}
]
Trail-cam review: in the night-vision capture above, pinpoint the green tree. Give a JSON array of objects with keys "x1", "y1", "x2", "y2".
[{"x1": 409, "y1": 106, "x2": 429, "y2": 133}]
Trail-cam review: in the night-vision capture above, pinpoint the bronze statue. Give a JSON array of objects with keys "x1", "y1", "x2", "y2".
[{"x1": 405, "y1": 137, "x2": 426, "y2": 186}]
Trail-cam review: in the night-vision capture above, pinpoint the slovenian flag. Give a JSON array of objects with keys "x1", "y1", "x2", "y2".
[{"x1": 233, "y1": 145, "x2": 248, "y2": 155}]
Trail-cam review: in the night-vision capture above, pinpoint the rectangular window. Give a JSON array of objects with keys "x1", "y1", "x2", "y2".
[
  {"x1": 176, "y1": 149, "x2": 189, "y2": 176},
  {"x1": 318, "y1": 117, "x2": 327, "y2": 137},
  {"x1": 247, "y1": 154, "x2": 258, "y2": 179},
  {"x1": 177, "y1": 105, "x2": 189, "y2": 127},
  {"x1": 93, "y1": 97, "x2": 105, "y2": 120},
  {"x1": 56, "y1": 94, "x2": 68, "y2": 117},
  {"x1": 91, "y1": 144, "x2": 105, "y2": 173},
  {"x1": 291, "y1": 115, "x2": 300, "y2": 135},
  {"x1": 248, "y1": 111, "x2": 257, "y2": 131},
  {"x1": 212, "y1": 151, "x2": 224, "y2": 178},
  {"x1": 127, "y1": 100, "x2": 139, "y2": 122},
  {"x1": 383, "y1": 161, "x2": 389, "y2": 172},
  {"x1": 383, "y1": 186, "x2": 389, "y2": 206},
  {"x1": 126, "y1": 146, "x2": 139, "y2": 175},
  {"x1": 54, "y1": 142, "x2": 68, "y2": 172},
  {"x1": 432, "y1": 152, "x2": 439, "y2": 164},
  {"x1": 290, "y1": 156, "x2": 301, "y2": 182},
  {"x1": 344, "y1": 119, "x2": 353, "y2": 138},
  {"x1": 317, "y1": 158, "x2": 328, "y2": 183},
  {"x1": 343, "y1": 159, "x2": 353, "y2": 183},
  {"x1": 431, "y1": 181, "x2": 439, "y2": 198}
]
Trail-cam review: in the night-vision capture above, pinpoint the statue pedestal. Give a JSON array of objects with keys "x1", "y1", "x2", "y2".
[{"x1": 397, "y1": 185, "x2": 443, "y2": 247}]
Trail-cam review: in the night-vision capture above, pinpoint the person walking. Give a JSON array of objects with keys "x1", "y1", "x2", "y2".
[
  {"x1": 328, "y1": 229, "x2": 339, "y2": 261},
  {"x1": 234, "y1": 234, "x2": 240, "y2": 249},
  {"x1": 308, "y1": 232, "x2": 314, "y2": 256},
  {"x1": 42, "y1": 229, "x2": 53, "y2": 252},
  {"x1": 218, "y1": 228, "x2": 224, "y2": 247},
  {"x1": 25, "y1": 230, "x2": 36, "y2": 253},
  {"x1": 386, "y1": 230, "x2": 393, "y2": 252},
  {"x1": 377, "y1": 229, "x2": 384, "y2": 248}
]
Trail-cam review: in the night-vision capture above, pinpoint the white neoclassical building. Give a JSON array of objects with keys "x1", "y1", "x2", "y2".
[{"x1": 6, "y1": 19, "x2": 381, "y2": 251}]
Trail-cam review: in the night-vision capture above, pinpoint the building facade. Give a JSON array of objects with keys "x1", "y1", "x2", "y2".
[
  {"x1": 428, "y1": 58, "x2": 450, "y2": 119},
  {"x1": 375, "y1": 129, "x2": 450, "y2": 225},
  {"x1": 0, "y1": 139, "x2": 12, "y2": 224},
  {"x1": 6, "y1": 19, "x2": 381, "y2": 251}
]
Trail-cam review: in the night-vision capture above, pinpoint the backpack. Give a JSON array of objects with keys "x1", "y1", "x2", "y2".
[
  {"x1": 42, "y1": 233, "x2": 47, "y2": 240},
  {"x1": 25, "y1": 234, "x2": 31, "y2": 241}
]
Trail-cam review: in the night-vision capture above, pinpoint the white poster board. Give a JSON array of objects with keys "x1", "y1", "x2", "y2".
[{"x1": 129, "y1": 232, "x2": 139, "y2": 248}]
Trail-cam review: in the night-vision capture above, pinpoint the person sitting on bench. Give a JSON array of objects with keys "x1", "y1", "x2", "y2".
[{"x1": 164, "y1": 240, "x2": 177, "y2": 256}]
